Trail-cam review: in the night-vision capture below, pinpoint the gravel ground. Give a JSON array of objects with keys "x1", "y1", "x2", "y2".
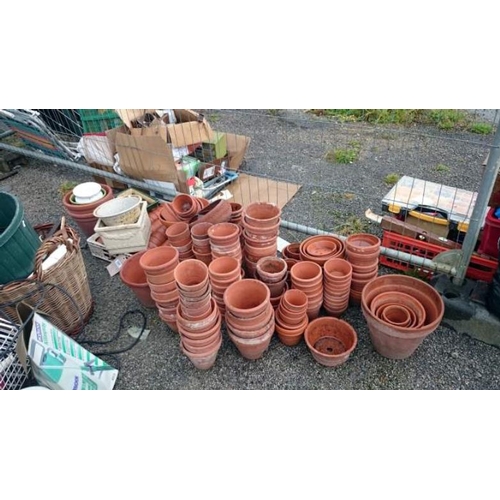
[{"x1": 2, "y1": 109, "x2": 500, "y2": 390}]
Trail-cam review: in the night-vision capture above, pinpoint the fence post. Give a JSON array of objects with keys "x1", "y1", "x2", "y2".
[{"x1": 453, "y1": 125, "x2": 500, "y2": 286}]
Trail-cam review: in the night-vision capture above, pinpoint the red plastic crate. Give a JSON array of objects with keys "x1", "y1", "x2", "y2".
[{"x1": 380, "y1": 231, "x2": 498, "y2": 283}]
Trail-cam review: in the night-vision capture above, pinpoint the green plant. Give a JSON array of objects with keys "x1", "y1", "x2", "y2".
[
  {"x1": 325, "y1": 148, "x2": 359, "y2": 164},
  {"x1": 59, "y1": 181, "x2": 79, "y2": 196},
  {"x1": 208, "y1": 112, "x2": 220, "y2": 123},
  {"x1": 436, "y1": 163, "x2": 450, "y2": 173},
  {"x1": 268, "y1": 109, "x2": 281, "y2": 116},
  {"x1": 468, "y1": 122, "x2": 493, "y2": 134},
  {"x1": 335, "y1": 215, "x2": 369, "y2": 236},
  {"x1": 384, "y1": 173, "x2": 400, "y2": 186}
]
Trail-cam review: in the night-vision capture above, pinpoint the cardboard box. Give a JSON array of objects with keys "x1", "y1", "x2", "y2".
[
  {"x1": 16, "y1": 305, "x2": 118, "y2": 390},
  {"x1": 225, "y1": 133, "x2": 251, "y2": 170}
]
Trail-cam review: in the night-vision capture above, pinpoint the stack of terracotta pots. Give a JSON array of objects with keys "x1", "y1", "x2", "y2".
[
  {"x1": 172, "y1": 194, "x2": 205, "y2": 221},
  {"x1": 119, "y1": 250, "x2": 156, "y2": 308},
  {"x1": 242, "y1": 202, "x2": 281, "y2": 278},
  {"x1": 224, "y1": 279, "x2": 275, "y2": 360},
  {"x1": 208, "y1": 257, "x2": 242, "y2": 315},
  {"x1": 361, "y1": 275, "x2": 445, "y2": 360},
  {"x1": 188, "y1": 199, "x2": 232, "y2": 226},
  {"x1": 62, "y1": 184, "x2": 114, "y2": 238},
  {"x1": 345, "y1": 233, "x2": 381, "y2": 304},
  {"x1": 275, "y1": 289, "x2": 309, "y2": 346},
  {"x1": 282, "y1": 242, "x2": 301, "y2": 260},
  {"x1": 174, "y1": 259, "x2": 223, "y2": 370},
  {"x1": 230, "y1": 202, "x2": 243, "y2": 225},
  {"x1": 299, "y1": 235, "x2": 345, "y2": 266},
  {"x1": 290, "y1": 261, "x2": 323, "y2": 320},
  {"x1": 323, "y1": 258, "x2": 353, "y2": 317},
  {"x1": 190, "y1": 222, "x2": 213, "y2": 265},
  {"x1": 148, "y1": 206, "x2": 168, "y2": 248},
  {"x1": 139, "y1": 246, "x2": 180, "y2": 332},
  {"x1": 208, "y1": 223, "x2": 243, "y2": 262},
  {"x1": 256, "y1": 256, "x2": 288, "y2": 310},
  {"x1": 166, "y1": 222, "x2": 195, "y2": 261}
]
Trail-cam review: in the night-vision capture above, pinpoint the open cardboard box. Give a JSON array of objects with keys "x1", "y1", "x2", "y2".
[{"x1": 112, "y1": 110, "x2": 251, "y2": 195}]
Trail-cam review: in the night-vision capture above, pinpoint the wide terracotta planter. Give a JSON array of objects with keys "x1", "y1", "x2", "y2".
[
  {"x1": 243, "y1": 202, "x2": 281, "y2": 228},
  {"x1": 119, "y1": 251, "x2": 156, "y2": 308},
  {"x1": 361, "y1": 275, "x2": 444, "y2": 359},
  {"x1": 304, "y1": 317, "x2": 358, "y2": 367},
  {"x1": 256, "y1": 256, "x2": 287, "y2": 283},
  {"x1": 140, "y1": 246, "x2": 179, "y2": 276},
  {"x1": 227, "y1": 322, "x2": 274, "y2": 360},
  {"x1": 299, "y1": 235, "x2": 345, "y2": 265},
  {"x1": 180, "y1": 336, "x2": 222, "y2": 370},
  {"x1": 224, "y1": 279, "x2": 271, "y2": 319}
]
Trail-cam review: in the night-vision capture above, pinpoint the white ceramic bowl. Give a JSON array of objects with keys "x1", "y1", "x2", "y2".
[
  {"x1": 94, "y1": 196, "x2": 142, "y2": 227},
  {"x1": 73, "y1": 182, "x2": 104, "y2": 204}
]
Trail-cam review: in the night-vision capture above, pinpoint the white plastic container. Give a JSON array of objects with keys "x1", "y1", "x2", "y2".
[
  {"x1": 94, "y1": 201, "x2": 151, "y2": 254},
  {"x1": 72, "y1": 182, "x2": 104, "y2": 204}
]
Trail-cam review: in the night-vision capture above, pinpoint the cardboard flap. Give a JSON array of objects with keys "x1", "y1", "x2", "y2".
[
  {"x1": 115, "y1": 109, "x2": 156, "y2": 128},
  {"x1": 115, "y1": 132, "x2": 179, "y2": 185},
  {"x1": 225, "y1": 133, "x2": 251, "y2": 170},
  {"x1": 166, "y1": 109, "x2": 214, "y2": 147}
]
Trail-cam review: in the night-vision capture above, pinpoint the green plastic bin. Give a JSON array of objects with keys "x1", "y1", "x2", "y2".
[
  {"x1": 0, "y1": 192, "x2": 41, "y2": 284},
  {"x1": 78, "y1": 109, "x2": 123, "y2": 134}
]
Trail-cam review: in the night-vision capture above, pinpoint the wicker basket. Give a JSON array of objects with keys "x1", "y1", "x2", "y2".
[{"x1": 0, "y1": 219, "x2": 93, "y2": 336}]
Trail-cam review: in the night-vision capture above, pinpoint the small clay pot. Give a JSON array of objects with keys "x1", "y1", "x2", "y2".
[
  {"x1": 227, "y1": 322, "x2": 275, "y2": 360},
  {"x1": 190, "y1": 199, "x2": 232, "y2": 225},
  {"x1": 256, "y1": 256, "x2": 287, "y2": 283},
  {"x1": 304, "y1": 317, "x2": 358, "y2": 367},
  {"x1": 173, "y1": 259, "x2": 209, "y2": 293},
  {"x1": 172, "y1": 194, "x2": 198, "y2": 219},
  {"x1": 275, "y1": 315, "x2": 309, "y2": 347},
  {"x1": 120, "y1": 251, "x2": 156, "y2": 308},
  {"x1": 282, "y1": 243, "x2": 301, "y2": 260},
  {"x1": 209, "y1": 256, "x2": 241, "y2": 282},
  {"x1": 290, "y1": 261, "x2": 323, "y2": 287},
  {"x1": 208, "y1": 222, "x2": 240, "y2": 246},
  {"x1": 140, "y1": 246, "x2": 179, "y2": 276},
  {"x1": 324, "y1": 258, "x2": 353, "y2": 281},
  {"x1": 166, "y1": 222, "x2": 191, "y2": 245},
  {"x1": 345, "y1": 233, "x2": 381, "y2": 255},
  {"x1": 299, "y1": 235, "x2": 345, "y2": 265},
  {"x1": 191, "y1": 222, "x2": 213, "y2": 240},
  {"x1": 281, "y1": 289, "x2": 309, "y2": 314},
  {"x1": 159, "y1": 203, "x2": 182, "y2": 229},
  {"x1": 243, "y1": 202, "x2": 281, "y2": 228},
  {"x1": 180, "y1": 335, "x2": 222, "y2": 370},
  {"x1": 178, "y1": 299, "x2": 221, "y2": 336},
  {"x1": 224, "y1": 279, "x2": 271, "y2": 319}
]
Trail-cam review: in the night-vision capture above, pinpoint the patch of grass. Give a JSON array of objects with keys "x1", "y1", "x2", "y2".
[
  {"x1": 207, "y1": 112, "x2": 220, "y2": 123},
  {"x1": 435, "y1": 163, "x2": 451, "y2": 173},
  {"x1": 325, "y1": 147, "x2": 359, "y2": 164},
  {"x1": 59, "y1": 181, "x2": 79, "y2": 196},
  {"x1": 307, "y1": 109, "x2": 493, "y2": 133},
  {"x1": 468, "y1": 122, "x2": 493, "y2": 134},
  {"x1": 268, "y1": 109, "x2": 281, "y2": 116},
  {"x1": 384, "y1": 173, "x2": 400, "y2": 186},
  {"x1": 335, "y1": 215, "x2": 369, "y2": 236}
]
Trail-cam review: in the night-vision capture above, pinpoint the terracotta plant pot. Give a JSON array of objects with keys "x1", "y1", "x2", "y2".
[
  {"x1": 275, "y1": 314, "x2": 309, "y2": 347},
  {"x1": 345, "y1": 233, "x2": 381, "y2": 255},
  {"x1": 224, "y1": 279, "x2": 271, "y2": 319},
  {"x1": 304, "y1": 317, "x2": 358, "y2": 367},
  {"x1": 177, "y1": 299, "x2": 221, "y2": 335},
  {"x1": 180, "y1": 335, "x2": 222, "y2": 370},
  {"x1": 119, "y1": 251, "x2": 156, "y2": 308},
  {"x1": 361, "y1": 275, "x2": 444, "y2": 359},
  {"x1": 281, "y1": 289, "x2": 308, "y2": 313},
  {"x1": 191, "y1": 222, "x2": 213, "y2": 240},
  {"x1": 208, "y1": 256, "x2": 241, "y2": 282},
  {"x1": 256, "y1": 256, "x2": 287, "y2": 283},
  {"x1": 244, "y1": 202, "x2": 281, "y2": 227},
  {"x1": 370, "y1": 291, "x2": 426, "y2": 329},
  {"x1": 190, "y1": 199, "x2": 232, "y2": 225},
  {"x1": 282, "y1": 243, "x2": 301, "y2": 260},
  {"x1": 227, "y1": 321, "x2": 275, "y2": 360},
  {"x1": 290, "y1": 261, "x2": 323, "y2": 287},
  {"x1": 324, "y1": 258, "x2": 352, "y2": 282},
  {"x1": 140, "y1": 246, "x2": 179, "y2": 277},
  {"x1": 166, "y1": 222, "x2": 191, "y2": 245},
  {"x1": 172, "y1": 194, "x2": 199, "y2": 220},
  {"x1": 173, "y1": 259, "x2": 209, "y2": 293},
  {"x1": 208, "y1": 223, "x2": 240, "y2": 245},
  {"x1": 299, "y1": 235, "x2": 345, "y2": 265}
]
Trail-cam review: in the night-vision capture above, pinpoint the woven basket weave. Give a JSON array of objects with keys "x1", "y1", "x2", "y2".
[{"x1": 0, "y1": 219, "x2": 93, "y2": 336}]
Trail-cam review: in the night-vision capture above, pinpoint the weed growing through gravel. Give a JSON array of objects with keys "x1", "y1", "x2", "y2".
[
  {"x1": 384, "y1": 173, "x2": 400, "y2": 186},
  {"x1": 268, "y1": 109, "x2": 281, "y2": 116},
  {"x1": 335, "y1": 215, "x2": 369, "y2": 236},
  {"x1": 59, "y1": 181, "x2": 79, "y2": 195},
  {"x1": 468, "y1": 122, "x2": 493, "y2": 134},
  {"x1": 436, "y1": 163, "x2": 451, "y2": 173},
  {"x1": 325, "y1": 141, "x2": 361, "y2": 164}
]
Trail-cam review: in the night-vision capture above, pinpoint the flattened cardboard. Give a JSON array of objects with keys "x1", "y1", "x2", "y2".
[
  {"x1": 166, "y1": 109, "x2": 214, "y2": 147},
  {"x1": 225, "y1": 133, "x2": 251, "y2": 170},
  {"x1": 115, "y1": 109, "x2": 156, "y2": 128}
]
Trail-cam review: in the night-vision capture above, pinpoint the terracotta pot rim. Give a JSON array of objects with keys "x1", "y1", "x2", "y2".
[
  {"x1": 224, "y1": 279, "x2": 271, "y2": 318},
  {"x1": 305, "y1": 317, "x2": 358, "y2": 357}
]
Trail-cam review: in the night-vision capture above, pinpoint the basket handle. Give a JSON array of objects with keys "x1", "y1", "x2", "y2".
[{"x1": 33, "y1": 218, "x2": 79, "y2": 280}]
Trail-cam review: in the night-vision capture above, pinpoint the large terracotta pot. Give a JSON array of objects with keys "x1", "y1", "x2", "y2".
[
  {"x1": 304, "y1": 317, "x2": 358, "y2": 367},
  {"x1": 361, "y1": 275, "x2": 444, "y2": 359},
  {"x1": 119, "y1": 251, "x2": 156, "y2": 308}
]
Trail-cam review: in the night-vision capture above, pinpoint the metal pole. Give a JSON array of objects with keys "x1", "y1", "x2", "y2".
[
  {"x1": 453, "y1": 126, "x2": 500, "y2": 286},
  {"x1": 0, "y1": 142, "x2": 178, "y2": 199},
  {"x1": 280, "y1": 219, "x2": 458, "y2": 276},
  {"x1": 0, "y1": 130, "x2": 14, "y2": 140}
]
